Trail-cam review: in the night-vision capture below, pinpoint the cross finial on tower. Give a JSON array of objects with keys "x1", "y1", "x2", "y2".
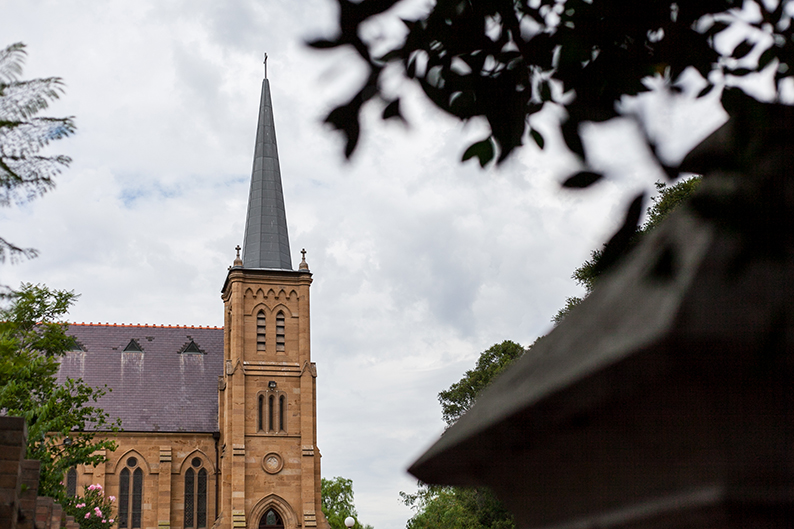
[
  {"x1": 299, "y1": 248, "x2": 309, "y2": 271},
  {"x1": 263, "y1": 52, "x2": 268, "y2": 79},
  {"x1": 233, "y1": 245, "x2": 243, "y2": 267}
]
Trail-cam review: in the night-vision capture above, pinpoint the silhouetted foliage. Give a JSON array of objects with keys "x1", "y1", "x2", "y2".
[
  {"x1": 312, "y1": 0, "x2": 794, "y2": 164},
  {"x1": 313, "y1": 0, "x2": 794, "y2": 278}
]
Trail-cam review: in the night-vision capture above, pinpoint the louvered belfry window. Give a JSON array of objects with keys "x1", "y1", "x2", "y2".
[
  {"x1": 275, "y1": 311, "x2": 285, "y2": 352},
  {"x1": 257, "y1": 311, "x2": 266, "y2": 351}
]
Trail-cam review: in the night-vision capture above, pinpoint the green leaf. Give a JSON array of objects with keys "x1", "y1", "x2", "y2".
[
  {"x1": 562, "y1": 171, "x2": 603, "y2": 188},
  {"x1": 461, "y1": 138, "x2": 494, "y2": 168}
]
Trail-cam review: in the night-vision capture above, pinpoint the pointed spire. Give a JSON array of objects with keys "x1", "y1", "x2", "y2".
[{"x1": 241, "y1": 71, "x2": 293, "y2": 270}]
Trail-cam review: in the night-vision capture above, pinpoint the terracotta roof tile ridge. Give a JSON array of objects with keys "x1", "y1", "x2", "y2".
[{"x1": 68, "y1": 322, "x2": 223, "y2": 330}]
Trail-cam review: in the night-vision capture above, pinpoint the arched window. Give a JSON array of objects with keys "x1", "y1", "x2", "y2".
[
  {"x1": 257, "y1": 311, "x2": 266, "y2": 351},
  {"x1": 268, "y1": 394, "x2": 275, "y2": 432},
  {"x1": 259, "y1": 508, "x2": 284, "y2": 529},
  {"x1": 184, "y1": 457, "x2": 208, "y2": 528},
  {"x1": 275, "y1": 312, "x2": 285, "y2": 352},
  {"x1": 258, "y1": 395, "x2": 264, "y2": 431},
  {"x1": 118, "y1": 456, "x2": 143, "y2": 528},
  {"x1": 279, "y1": 395, "x2": 286, "y2": 432},
  {"x1": 66, "y1": 467, "x2": 77, "y2": 497}
]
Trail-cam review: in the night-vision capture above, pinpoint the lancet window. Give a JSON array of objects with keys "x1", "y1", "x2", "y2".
[
  {"x1": 279, "y1": 395, "x2": 286, "y2": 432},
  {"x1": 258, "y1": 395, "x2": 264, "y2": 431},
  {"x1": 268, "y1": 395, "x2": 275, "y2": 432}
]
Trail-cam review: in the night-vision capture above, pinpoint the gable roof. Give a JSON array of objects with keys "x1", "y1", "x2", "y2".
[{"x1": 58, "y1": 323, "x2": 224, "y2": 433}]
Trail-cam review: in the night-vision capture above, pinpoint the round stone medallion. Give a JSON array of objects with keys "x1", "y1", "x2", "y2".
[{"x1": 262, "y1": 452, "x2": 283, "y2": 474}]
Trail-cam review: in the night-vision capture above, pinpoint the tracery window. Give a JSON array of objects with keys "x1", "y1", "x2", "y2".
[
  {"x1": 256, "y1": 311, "x2": 266, "y2": 351},
  {"x1": 275, "y1": 311, "x2": 285, "y2": 352},
  {"x1": 184, "y1": 457, "x2": 208, "y2": 528},
  {"x1": 118, "y1": 456, "x2": 143, "y2": 528}
]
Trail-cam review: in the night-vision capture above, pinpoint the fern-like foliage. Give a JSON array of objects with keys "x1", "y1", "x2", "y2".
[{"x1": 0, "y1": 42, "x2": 75, "y2": 263}]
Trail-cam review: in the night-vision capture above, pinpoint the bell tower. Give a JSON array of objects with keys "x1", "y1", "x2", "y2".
[{"x1": 218, "y1": 66, "x2": 327, "y2": 529}]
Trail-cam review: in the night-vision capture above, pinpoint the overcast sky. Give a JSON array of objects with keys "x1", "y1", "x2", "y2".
[{"x1": 0, "y1": 2, "x2": 727, "y2": 528}]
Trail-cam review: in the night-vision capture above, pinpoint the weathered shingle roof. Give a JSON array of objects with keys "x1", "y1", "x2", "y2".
[{"x1": 58, "y1": 323, "x2": 223, "y2": 433}]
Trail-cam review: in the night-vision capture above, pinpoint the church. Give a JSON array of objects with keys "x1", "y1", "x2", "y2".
[{"x1": 57, "y1": 71, "x2": 329, "y2": 529}]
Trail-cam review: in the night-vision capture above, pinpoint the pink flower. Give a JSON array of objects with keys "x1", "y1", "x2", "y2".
[
  {"x1": 109, "y1": 496, "x2": 116, "y2": 502},
  {"x1": 109, "y1": 520, "x2": 114, "y2": 524},
  {"x1": 88, "y1": 484, "x2": 96, "y2": 491},
  {"x1": 85, "y1": 513, "x2": 91, "y2": 519},
  {"x1": 102, "y1": 520, "x2": 106, "y2": 524},
  {"x1": 96, "y1": 484, "x2": 102, "y2": 490},
  {"x1": 94, "y1": 507, "x2": 102, "y2": 516},
  {"x1": 76, "y1": 503, "x2": 85, "y2": 508}
]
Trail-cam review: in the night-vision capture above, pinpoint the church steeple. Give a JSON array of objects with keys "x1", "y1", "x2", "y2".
[
  {"x1": 241, "y1": 68, "x2": 292, "y2": 270},
  {"x1": 218, "y1": 65, "x2": 325, "y2": 529}
]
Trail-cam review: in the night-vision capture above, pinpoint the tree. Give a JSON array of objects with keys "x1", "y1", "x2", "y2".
[
  {"x1": 552, "y1": 176, "x2": 702, "y2": 323},
  {"x1": 312, "y1": 0, "x2": 791, "y2": 278},
  {"x1": 401, "y1": 486, "x2": 513, "y2": 529},
  {"x1": 402, "y1": 341, "x2": 525, "y2": 529},
  {"x1": 321, "y1": 476, "x2": 373, "y2": 529},
  {"x1": 438, "y1": 340, "x2": 525, "y2": 426},
  {"x1": 0, "y1": 42, "x2": 75, "y2": 265},
  {"x1": 0, "y1": 284, "x2": 120, "y2": 502}
]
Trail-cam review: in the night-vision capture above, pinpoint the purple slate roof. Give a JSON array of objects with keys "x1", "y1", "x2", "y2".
[{"x1": 58, "y1": 323, "x2": 224, "y2": 433}]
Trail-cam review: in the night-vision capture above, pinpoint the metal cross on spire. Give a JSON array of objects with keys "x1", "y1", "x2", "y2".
[{"x1": 263, "y1": 52, "x2": 268, "y2": 79}]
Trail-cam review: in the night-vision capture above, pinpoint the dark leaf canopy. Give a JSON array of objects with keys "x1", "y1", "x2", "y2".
[{"x1": 313, "y1": 0, "x2": 794, "y2": 172}]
